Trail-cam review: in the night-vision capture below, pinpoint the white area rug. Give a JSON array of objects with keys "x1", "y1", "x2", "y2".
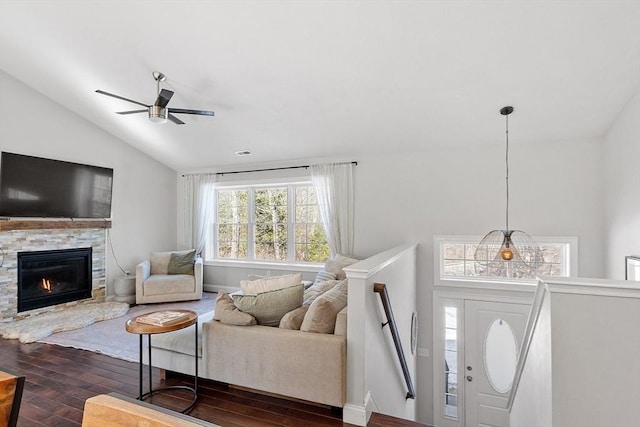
[
  {"x1": 36, "y1": 293, "x2": 216, "y2": 362},
  {"x1": 0, "y1": 302, "x2": 130, "y2": 343}
]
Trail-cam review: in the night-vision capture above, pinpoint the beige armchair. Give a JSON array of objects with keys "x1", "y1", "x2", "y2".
[{"x1": 135, "y1": 250, "x2": 203, "y2": 304}]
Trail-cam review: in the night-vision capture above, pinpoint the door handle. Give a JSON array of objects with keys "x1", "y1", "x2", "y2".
[{"x1": 466, "y1": 375, "x2": 473, "y2": 382}]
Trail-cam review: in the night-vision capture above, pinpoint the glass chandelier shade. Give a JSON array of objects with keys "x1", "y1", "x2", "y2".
[{"x1": 474, "y1": 106, "x2": 543, "y2": 271}]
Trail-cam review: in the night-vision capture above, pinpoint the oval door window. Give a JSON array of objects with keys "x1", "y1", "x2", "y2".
[{"x1": 484, "y1": 318, "x2": 518, "y2": 393}]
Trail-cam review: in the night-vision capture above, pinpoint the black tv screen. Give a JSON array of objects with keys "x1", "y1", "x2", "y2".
[{"x1": 0, "y1": 152, "x2": 113, "y2": 219}]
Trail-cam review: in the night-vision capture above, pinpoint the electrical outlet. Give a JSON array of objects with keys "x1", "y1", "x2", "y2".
[{"x1": 417, "y1": 347, "x2": 430, "y2": 357}]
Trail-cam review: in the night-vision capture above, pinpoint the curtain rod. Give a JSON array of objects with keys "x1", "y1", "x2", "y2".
[{"x1": 182, "y1": 161, "x2": 357, "y2": 177}]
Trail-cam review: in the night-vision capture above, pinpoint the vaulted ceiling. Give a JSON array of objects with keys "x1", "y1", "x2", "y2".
[{"x1": 0, "y1": 1, "x2": 638, "y2": 172}]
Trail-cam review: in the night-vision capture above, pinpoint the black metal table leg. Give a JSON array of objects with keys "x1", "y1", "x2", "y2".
[
  {"x1": 148, "y1": 334, "x2": 152, "y2": 398},
  {"x1": 129, "y1": 312, "x2": 198, "y2": 413},
  {"x1": 194, "y1": 320, "x2": 198, "y2": 394},
  {"x1": 138, "y1": 334, "x2": 143, "y2": 400}
]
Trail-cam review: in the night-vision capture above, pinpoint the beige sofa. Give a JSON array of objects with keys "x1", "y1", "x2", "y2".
[
  {"x1": 147, "y1": 306, "x2": 347, "y2": 407},
  {"x1": 136, "y1": 250, "x2": 203, "y2": 304}
]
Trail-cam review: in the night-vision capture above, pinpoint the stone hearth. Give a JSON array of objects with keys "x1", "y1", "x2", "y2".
[{"x1": 0, "y1": 220, "x2": 110, "y2": 321}]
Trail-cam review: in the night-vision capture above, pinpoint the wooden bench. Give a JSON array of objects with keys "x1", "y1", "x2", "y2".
[
  {"x1": 82, "y1": 393, "x2": 219, "y2": 426},
  {"x1": 0, "y1": 369, "x2": 25, "y2": 427}
]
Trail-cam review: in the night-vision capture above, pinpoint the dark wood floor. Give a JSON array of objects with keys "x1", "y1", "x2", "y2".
[{"x1": 1, "y1": 339, "x2": 428, "y2": 427}]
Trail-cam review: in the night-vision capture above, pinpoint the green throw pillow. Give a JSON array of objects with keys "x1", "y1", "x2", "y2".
[
  {"x1": 167, "y1": 250, "x2": 196, "y2": 275},
  {"x1": 233, "y1": 284, "x2": 304, "y2": 327}
]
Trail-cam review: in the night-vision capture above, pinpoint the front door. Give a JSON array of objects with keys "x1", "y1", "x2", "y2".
[{"x1": 464, "y1": 300, "x2": 529, "y2": 427}]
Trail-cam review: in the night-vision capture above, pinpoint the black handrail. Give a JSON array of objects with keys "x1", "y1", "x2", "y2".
[{"x1": 374, "y1": 282, "x2": 416, "y2": 400}]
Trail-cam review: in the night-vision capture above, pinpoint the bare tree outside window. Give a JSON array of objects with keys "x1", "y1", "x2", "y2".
[
  {"x1": 254, "y1": 187, "x2": 288, "y2": 261},
  {"x1": 216, "y1": 189, "x2": 248, "y2": 259},
  {"x1": 212, "y1": 183, "x2": 329, "y2": 264},
  {"x1": 295, "y1": 186, "x2": 329, "y2": 263}
]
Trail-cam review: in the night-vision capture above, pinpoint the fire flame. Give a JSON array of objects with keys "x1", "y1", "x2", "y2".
[{"x1": 41, "y1": 278, "x2": 52, "y2": 292}]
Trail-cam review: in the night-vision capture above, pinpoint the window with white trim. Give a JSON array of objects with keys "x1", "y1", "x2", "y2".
[
  {"x1": 436, "y1": 236, "x2": 576, "y2": 282},
  {"x1": 208, "y1": 182, "x2": 329, "y2": 264}
]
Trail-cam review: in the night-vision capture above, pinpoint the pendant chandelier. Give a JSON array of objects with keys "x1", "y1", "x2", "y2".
[{"x1": 474, "y1": 106, "x2": 543, "y2": 272}]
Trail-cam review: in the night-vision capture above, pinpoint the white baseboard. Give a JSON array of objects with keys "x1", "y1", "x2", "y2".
[
  {"x1": 365, "y1": 390, "x2": 380, "y2": 416},
  {"x1": 343, "y1": 391, "x2": 377, "y2": 426},
  {"x1": 343, "y1": 403, "x2": 367, "y2": 426},
  {"x1": 203, "y1": 284, "x2": 240, "y2": 294}
]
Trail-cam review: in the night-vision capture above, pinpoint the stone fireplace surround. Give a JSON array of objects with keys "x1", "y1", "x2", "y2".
[{"x1": 0, "y1": 220, "x2": 111, "y2": 321}]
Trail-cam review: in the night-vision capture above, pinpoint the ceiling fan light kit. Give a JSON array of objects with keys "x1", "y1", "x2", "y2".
[
  {"x1": 148, "y1": 105, "x2": 168, "y2": 123},
  {"x1": 96, "y1": 71, "x2": 214, "y2": 125},
  {"x1": 474, "y1": 106, "x2": 543, "y2": 274}
]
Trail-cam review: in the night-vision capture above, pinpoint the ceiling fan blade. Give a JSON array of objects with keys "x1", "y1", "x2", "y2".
[
  {"x1": 95, "y1": 90, "x2": 149, "y2": 108},
  {"x1": 168, "y1": 114, "x2": 185, "y2": 125},
  {"x1": 154, "y1": 89, "x2": 174, "y2": 108},
  {"x1": 116, "y1": 110, "x2": 147, "y2": 115},
  {"x1": 168, "y1": 108, "x2": 215, "y2": 116}
]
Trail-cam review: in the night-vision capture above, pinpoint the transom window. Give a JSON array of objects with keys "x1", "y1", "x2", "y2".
[
  {"x1": 209, "y1": 182, "x2": 329, "y2": 264},
  {"x1": 435, "y1": 236, "x2": 577, "y2": 282}
]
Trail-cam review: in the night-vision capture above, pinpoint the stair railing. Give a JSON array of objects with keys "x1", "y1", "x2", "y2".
[{"x1": 374, "y1": 282, "x2": 416, "y2": 399}]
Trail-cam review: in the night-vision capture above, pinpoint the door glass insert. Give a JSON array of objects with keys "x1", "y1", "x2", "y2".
[
  {"x1": 444, "y1": 306, "x2": 458, "y2": 419},
  {"x1": 484, "y1": 318, "x2": 518, "y2": 393}
]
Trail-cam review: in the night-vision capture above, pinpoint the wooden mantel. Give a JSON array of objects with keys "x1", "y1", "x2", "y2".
[{"x1": 0, "y1": 219, "x2": 112, "y2": 231}]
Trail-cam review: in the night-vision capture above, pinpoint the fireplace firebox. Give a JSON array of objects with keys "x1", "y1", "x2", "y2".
[{"x1": 17, "y1": 248, "x2": 92, "y2": 312}]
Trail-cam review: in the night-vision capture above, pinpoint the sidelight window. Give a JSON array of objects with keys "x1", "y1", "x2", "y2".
[{"x1": 444, "y1": 306, "x2": 459, "y2": 419}]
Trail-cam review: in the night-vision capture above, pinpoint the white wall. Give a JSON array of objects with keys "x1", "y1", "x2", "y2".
[
  {"x1": 510, "y1": 279, "x2": 640, "y2": 427},
  {"x1": 178, "y1": 137, "x2": 604, "y2": 424},
  {"x1": 352, "y1": 138, "x2": 604, "y2": 423},
  {"x1": 343, "y1": 244, "x2": 417, "y2": 425},
  {"x1": 604, "y1": 89, "x2": 640, "y2": 279},
  {"x1": 0, "y1": 69, "x2": 178, "y2": 294}
]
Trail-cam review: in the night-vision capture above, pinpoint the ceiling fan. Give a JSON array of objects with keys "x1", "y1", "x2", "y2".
[{"x1": 96, "y1": 71, "x2": 214, "y2": 125}]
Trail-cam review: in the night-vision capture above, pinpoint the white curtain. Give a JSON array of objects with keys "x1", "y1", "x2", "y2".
[
  {"x1": 310, "y1": 162, "x2": 355, "y2": 257},
  {"x1": 182, "y1": 173, "x2": 216, "y2": 257}
]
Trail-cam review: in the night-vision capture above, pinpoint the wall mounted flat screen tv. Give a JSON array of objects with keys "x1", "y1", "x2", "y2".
[{"x1": 0, "y1": 152, "x2": 113, "y2": 219}]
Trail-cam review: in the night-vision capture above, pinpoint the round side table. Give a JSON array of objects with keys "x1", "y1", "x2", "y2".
[
  {"x1": 125, "y1": 309, "x2": 199, "y2": 413},
  {"x1": 113, "y1": 275, "x2": 136, "y2": 304}
]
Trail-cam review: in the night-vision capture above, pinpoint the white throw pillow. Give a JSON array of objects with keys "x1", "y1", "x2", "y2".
[
  {"x1": 240, "y1": 273, "x2": 302, "y2": 296},
  {"x1": 324, "y1": 254, "x2": 359, "y2": 280},
  {"x1": 313, "y1": 269, "x2": 337, "y2": 285}
]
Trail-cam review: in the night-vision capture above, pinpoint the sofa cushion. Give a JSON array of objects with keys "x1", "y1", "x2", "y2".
[
  {"x1": 214, "y1": 292, "x2": 256, "y2": 326},
  {"x1": 240, "y1": 273, "x2": 302, "y2": 295},
  {"x1": 304, "y1": 279, "x2": 340, "y2": 305},
  {"x1": 279, "y1": 279, "x2": 341, "y2": 330},
  {"x1": 334, "y1": 306, "x2": 348, "y2": 337},
  {"x1": 301, "y1": 280, "x2": 348, "y2": 334},
  {"x1": 168, "y1": 250, "x2": 196, "y2": 275},
  {"x1": 150, "y1": 250, "x2": 194, "y2": 275},
  {"x1": 149, "y1": 311, "x2": 214, "y2": 357},
  {"x1": 324, "y1": 254, "x2": 359, "y2": 280},
  {"x1": 143, "y1": 274, "x2": 195, "y2": 296},
  {"x1": 313, "y1": 269, "x2": 336, "y2": 285},
  {"x1": 279, "y1": 305, "x2": 310, "y2": 330},
  {"x1": 233, "y1": 284, "x2": 304, "y2": 327}
]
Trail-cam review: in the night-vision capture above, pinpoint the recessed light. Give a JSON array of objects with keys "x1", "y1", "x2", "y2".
[{"x1": 235, "y1": 150, "x2": 252, "y2": 156}]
